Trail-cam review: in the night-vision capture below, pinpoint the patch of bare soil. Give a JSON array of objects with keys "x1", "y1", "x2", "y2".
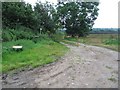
[{"x1": 2, "y1": 43, "x2": 119, "y2": 88}]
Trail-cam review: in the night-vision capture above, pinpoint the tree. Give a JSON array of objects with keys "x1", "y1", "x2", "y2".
[
  {"x1": 57, "y1": 1, "x2": 99, "y2": 37},
  {"x1": 2, "y1": 2, "x2": 36, "y2": 41},
  {"x1": 2, "y1": 1, "x2": 57, "y2": 37},
  {"x1": 34, "y1": 2, "x2": 57, "y2": 34},
  {"x1": 2, "y1": 2, "x2": 35, "y2": 30}
]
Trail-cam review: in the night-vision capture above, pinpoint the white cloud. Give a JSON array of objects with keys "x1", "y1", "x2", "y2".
[{"x1": 93, "y1": 0, "x2": 119, "y2": 28}]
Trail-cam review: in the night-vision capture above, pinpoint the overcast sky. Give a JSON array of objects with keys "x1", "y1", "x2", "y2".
[{"x1": 25, "y1": 0, "x2": 119, "y2": 28}]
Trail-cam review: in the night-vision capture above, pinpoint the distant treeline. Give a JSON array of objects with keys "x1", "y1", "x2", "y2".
[{"x1": 90, "y1": 28, "x2": 119, "y2": 34}]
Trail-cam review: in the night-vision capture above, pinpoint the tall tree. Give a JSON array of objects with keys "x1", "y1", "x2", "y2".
[
  {"x1": 57, "y1": 1, "x2": 99, "y2": 37},
  {"x1": 34, "y1": 2, "x2": 57, "y2": 34},
  {"x1": 2, "y1": 2, "x2": 35, "y2": 29}
]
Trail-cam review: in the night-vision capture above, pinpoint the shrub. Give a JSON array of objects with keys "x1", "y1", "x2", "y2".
[
  {"x1": 2, "y1": 29, "x2": 14, "y2": 42},
  {"x1": 2, "y1": 26, "x2": 34, "y2": 42},
  {"x1": 51, "y1": 31, "x2": 65, "y2": 42},
  {"x1": 15, "y1": 26, "x2": 34, "y2": 40},
  {"x1": 32, "y1": 33, "x2": 50, "y2": 43}
]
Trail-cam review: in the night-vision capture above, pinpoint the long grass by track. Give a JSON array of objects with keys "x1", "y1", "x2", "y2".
[
  {"x1": 2, "y1": 39, "x2": 69, "y2": 73},
  {"x1": 64, "y1": 34, "x2": 119, "y2": 52}
]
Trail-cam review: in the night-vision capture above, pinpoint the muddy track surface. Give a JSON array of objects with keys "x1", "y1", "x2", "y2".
[{"x1": 2, "y1": 43, "x2": 119, "y2": 88}]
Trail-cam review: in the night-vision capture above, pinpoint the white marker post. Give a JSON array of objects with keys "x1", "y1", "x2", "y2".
[{"x1": 40, "y1": 28, "x2": 42, "y2": 36}]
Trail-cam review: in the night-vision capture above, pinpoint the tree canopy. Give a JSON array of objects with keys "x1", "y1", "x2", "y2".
[
  {"x1": 57, "y1": 2, "x2": 99, "y2": 37},
  {"x1": 2, "y1": 1, "x2": 99, "y2": 41}
]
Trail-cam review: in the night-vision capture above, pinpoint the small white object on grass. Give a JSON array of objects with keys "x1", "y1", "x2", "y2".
[
  {"x1": 12, "y1": 46, "x2": 23, "y2": 51},
  {"x1": 12, "y1": 46, "x2": 23, "y2": 49}
]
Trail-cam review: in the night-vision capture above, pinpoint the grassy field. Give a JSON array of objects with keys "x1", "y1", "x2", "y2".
[
  {"x1": 64, "y1": 34, "x2": 119, "y2": 52},
  {"x1": 2, "y1": 39, "x2": 68, "y2": 73}
]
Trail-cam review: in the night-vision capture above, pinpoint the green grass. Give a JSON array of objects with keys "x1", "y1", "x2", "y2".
[
  {"x1": 64, "y1": 38, "x2": 78, "y2": 42},
  {"x1": 106, "y1": 66, "x2": 112, "y2": 69},
  {"x1": 108, "y1": 77, "x2": 117, "y2": 82},
  {"x1": 103, "y1": 39, "x2": 119, "y2": 45},
  {"x1": 64, "y1": 34, "x2": 119, "y2": 52},
  {"x1": 2, "y1": 39, "x2": 69, "y2": 73},
  {"x1": 2, "y1": 40, "x2": 35, "y2": 54},
  {"x1": 62, "y1": 40, "x2": 79, "y2": 46}
]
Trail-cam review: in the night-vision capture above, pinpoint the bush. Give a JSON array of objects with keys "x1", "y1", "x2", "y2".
[
  {"x1": 2, "y1": 26, "x2": 34, "y2": 42},
  {"x1": 51, "y1": 31, "x2": 65, "y2": 42},
  {"x1": 32, "y1": 33, "x2": 50, "y2": 43},
  {"x1": 15, "y1": 26, "x2": 34, "y2": 40},
  {"x1": 2, "y1": 29, "x2": 13, "y2": 42}
]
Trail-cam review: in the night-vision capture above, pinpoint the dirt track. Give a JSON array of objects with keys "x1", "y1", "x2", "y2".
[{"x1": 2, "y1": 43, "x2": 119, "y2": 88}]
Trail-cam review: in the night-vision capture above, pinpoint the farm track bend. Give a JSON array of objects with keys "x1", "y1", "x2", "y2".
[{"x1": 2, "y1": 42, "x2": 119, "y2": 88}]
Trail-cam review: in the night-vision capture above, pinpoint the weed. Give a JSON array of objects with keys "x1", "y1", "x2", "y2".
[
  {"x1": 65, "y1": 34, "x2": 119, "y2": 52},
  {"x1": 106, "y1": 66, "x2": 112, "y2": 69},
  {"x1": 108, "y1": 77, "x2": 117, "y2": 82}
]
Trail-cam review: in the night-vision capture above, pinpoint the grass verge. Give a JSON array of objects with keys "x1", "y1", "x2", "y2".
[
  {"x1": 64, "y1": 34, "x2": 119, "y2": 52},
  {"x1": 62, "y1": 40, "x2": 79, "y2": 46},
  {"x1": 2, "y1": 39, "x2": 69, "y2": 73}
]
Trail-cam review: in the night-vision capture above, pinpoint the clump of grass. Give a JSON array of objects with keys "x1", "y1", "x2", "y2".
[
  {"x1": 108, "y1": 77, "x2": 117, "y2": 82},
  {"x1": 51, "y1": 31, "x2": 65, "y2": 42},
  {"x1": 64, "y1": 37, "x2": 78, "y2": 42},
  {"x1": 103, "y1": 39, "x2": 119, "y2": 45},
  {"x1": 62, "y1": 40, "x2": 79, "y2": 46},
  {"x1": 106, "y1": 66, "x2": 112, "y2": 69},
  {"x1": 64, "y1": 34, "x2": 119, "y2": 52}
]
